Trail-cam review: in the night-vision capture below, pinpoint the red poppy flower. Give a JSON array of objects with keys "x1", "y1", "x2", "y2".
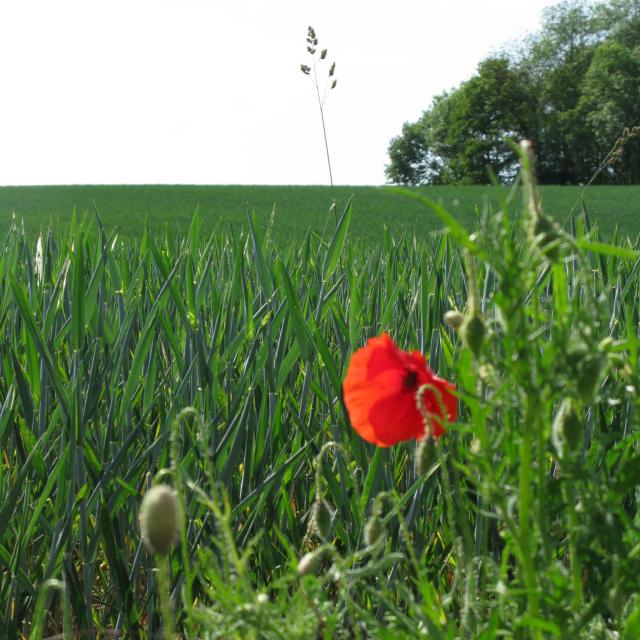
[{"x1": 343, "y1": 333, "x2": 457, "y2": 447}]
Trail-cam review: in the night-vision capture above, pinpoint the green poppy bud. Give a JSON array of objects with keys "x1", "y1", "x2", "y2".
[
  {"x1": 416, "y1": 436, "x2": 437, "y2": 476},
  {"x1": 552, "y1": 398, "x2": 582, "y2": 459},
  {"x1": 608, "y1": 584, "x2": 625, "y2": 619},
  {"x1": 364, "y1": 515, "x2": 383, "y2": 547},
  {"x1": 444, "y1": 310, "x2": 464, "y2": 330},
  {"x1": 576, "y1": 354, "x2": 603, "y2": 400},
  {"x1": 139, "y1": 485, "x2": 181, "y2": 556},
  {"x1": 297, "y1": 549, "x2": 326, "y2": 576},
  {"x1": 531, "y1": 213, "x2": 562, "y2": 262},
  {"x1": 461, "y1": 313, "x2": 486, "y2": 358},
  {"x1": 312, "y1": 498, "x2": 332, "y2": 541}
]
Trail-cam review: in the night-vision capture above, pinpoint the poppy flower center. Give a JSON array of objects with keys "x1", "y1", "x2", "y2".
[{"x1": 402, "y1": 368, "x2": 419, "y2": 391}]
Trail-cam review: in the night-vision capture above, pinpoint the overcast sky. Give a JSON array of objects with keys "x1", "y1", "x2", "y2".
[{"x1": 0, "y1": 0, "x2": 555, "y2": 186}]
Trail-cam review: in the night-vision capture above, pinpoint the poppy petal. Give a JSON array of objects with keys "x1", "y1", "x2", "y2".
[{"x1": 343, "y1": 333, "x2": 456, "y2": 447}]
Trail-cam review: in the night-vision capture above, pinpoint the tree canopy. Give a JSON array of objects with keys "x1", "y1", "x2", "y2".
[{"x1": 386, "y1": 0, "x2": 640, "y2": 185}]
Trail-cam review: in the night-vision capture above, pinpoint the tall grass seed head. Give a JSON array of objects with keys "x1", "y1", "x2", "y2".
[{"x1": 139, "y1": 484, "x2": 181, "y2": 556}]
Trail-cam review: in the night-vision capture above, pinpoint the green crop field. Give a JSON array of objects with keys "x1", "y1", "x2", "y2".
[
  {"x1": 1, "y1": 184, "x2": 640, "y2": 242},
  {"x1": 2, "y1": 166, "x2": 640, "y2": 638}
]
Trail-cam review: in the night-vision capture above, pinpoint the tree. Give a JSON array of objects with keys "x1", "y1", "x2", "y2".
[
  {"x1": 386, "y1": 0, "x2": 640, "y2": 185},
  {"x1": 385, "y1": 121, "x2": 430, "y2": 185},
  {"x1": 442, "y1": 57, "x2": 535, "y2": 183},
  {"x1": 386, "y1": 57, "x2": 535, "y2": 185},
  {"x1": 522, "y1": 0, "x2": 603, "y2": 183},
  {"x1": 579, "y1": 41, "x2": 640, "y2": 182}
]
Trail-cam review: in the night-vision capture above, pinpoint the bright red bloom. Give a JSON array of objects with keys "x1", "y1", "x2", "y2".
[{"x1": 343, "y1": 333, "x2": 457, "y2": 447}]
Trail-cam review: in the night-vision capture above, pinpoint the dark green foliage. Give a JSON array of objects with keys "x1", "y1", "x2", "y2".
[
  {"x1": 386, "y1": 0, "x2": 640, "y2": 186},
  {"x1": 3, "y1": 183, "x2": 640, "y2": 242},
  {"x1": 2, "y1": 175, "x2": 640, "y2": 637}
]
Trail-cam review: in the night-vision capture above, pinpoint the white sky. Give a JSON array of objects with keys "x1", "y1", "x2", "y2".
[{"x1": 0, "y1": 0, "x2": 555, "y2": 186}]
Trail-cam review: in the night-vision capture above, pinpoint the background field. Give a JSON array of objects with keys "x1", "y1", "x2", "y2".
[
  {"x1": 3, "y1": 183, "x2": 640, "y2": 637},
  {"x1": 1, "y1": 184, "x2": 639, "y2": 242}
]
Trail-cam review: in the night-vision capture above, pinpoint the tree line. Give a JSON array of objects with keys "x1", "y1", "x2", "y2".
[{"x1": 386, "y1": 0, "x2": 640, "y2": 185}]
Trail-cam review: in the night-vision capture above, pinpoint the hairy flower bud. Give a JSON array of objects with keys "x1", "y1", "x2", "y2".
[
  {"x1": 576, "y1": 354, "x2": 603, "y2": 400},
  {"x1": 312, "y1": 498, "x2": 332, "y2": 541},
  {"x1": 461, "y1": 313, "x2": 486, "y2": 358},
  {"x1": 297, "y1": 549, "x2": 326, "y2": 576},
  {"x1": 364, "y1": 515, "x2": 383, "y2": 547},
  {"x1": 139, "y1": 485, "x2": 181, "y2": 556},
  {"x1": 416, "y1": 436, "x2": 437, "y2": 476},
  {"x1": 552, "y1": 398, "x2": 582, "y2": 459},
  {"x1": 444, "y1": 310, "x2": 464, "y2": 330},
  {"x1": 320, "y1": 49, "x2": 328, "y2": 59},
  {"x1": 531, "y1": 213, "x2": 563, "y2": 262}
]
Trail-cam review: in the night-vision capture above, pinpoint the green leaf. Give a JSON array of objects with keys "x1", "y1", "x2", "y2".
[
  {"x1": 387, "y1": 187, "x2": 479, "y2": 252},
  {"x1": 578, "y1": 239, "x2": 639, "y2": 260},
  {"x1": 323, "y1": 197, "x2": 352, "y2": 279},
  {"x1": 247, "y1": 210, "x2": 274, "y2": 298},
  {"x1": 276, "y1": 260, "x2": 314, "y2": 361},
  {"x1": 71, "y1": 237, "x2": 86, "y2": 350}
]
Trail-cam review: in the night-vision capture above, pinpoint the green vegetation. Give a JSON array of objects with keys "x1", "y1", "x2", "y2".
[
  {"x1": 3, "y1": 151, "x2": 640, "y2": 637},
  {"x1": 386, "y1": 0, "x2": 640, "y2": 185},
  {"x1": 2, "y1": 183, "x2": 640, "y2": 242}
]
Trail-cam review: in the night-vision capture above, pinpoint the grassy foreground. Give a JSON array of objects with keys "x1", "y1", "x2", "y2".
[
  {"x1": 2, "y1": 173, "x2": 640, "y2": 638},
  {"x1": 1, "y1": 183, "x2": 640, "y2": 241}
]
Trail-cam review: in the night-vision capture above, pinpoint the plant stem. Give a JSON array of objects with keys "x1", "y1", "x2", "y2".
[
  {"x1": 519, "y1": 397, "x2": 541, "y2": 637},
  {"x1": 156, "y1": 554, "x2": 174, "y2": 640},
  {"x1": 313, "y1": 63, "x2": 334, "y2": 187}
]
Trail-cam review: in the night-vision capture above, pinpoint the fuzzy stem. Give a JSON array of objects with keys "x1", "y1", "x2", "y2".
[{"x1": 156, "y1": 554, "x2": 174, "y2": 640}]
